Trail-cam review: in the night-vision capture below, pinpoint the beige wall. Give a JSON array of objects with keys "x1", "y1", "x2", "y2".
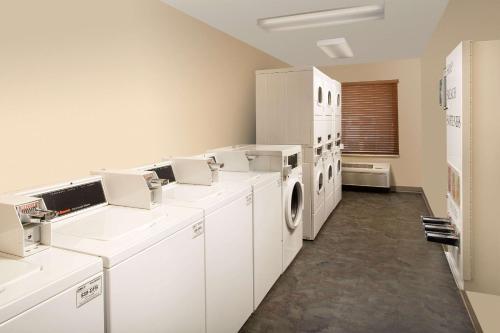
[
  {"x1": 469, "y1": 40, "x2": 500, "y2": 294},
  {"x1": 322, "y1": 58, "x2": 422, "y2": 187},
  {"x1": 421, "y1": 0, "x2": 500, "y2": 216},
  {"x1": 0, "y1": 0, "x2": 286, "y2": 192}
]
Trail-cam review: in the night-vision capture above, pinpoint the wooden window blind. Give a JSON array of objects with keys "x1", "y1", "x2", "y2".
[{"x1": 341, "y1": 80, "x2": 399, "y2": 155}]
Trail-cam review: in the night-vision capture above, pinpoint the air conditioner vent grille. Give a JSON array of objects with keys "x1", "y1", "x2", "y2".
[{"x1": 342, "y1": 162, "x2": 390, "y2": 188}]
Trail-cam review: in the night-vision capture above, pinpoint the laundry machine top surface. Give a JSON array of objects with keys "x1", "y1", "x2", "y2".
[
  {"x1": 0, "y1": 247, "x2": 102, "y2": 323},
  {"x1": 163, "y1": 181, "x2": 251, "y2": 216},
  {"x1": 17, "y1": 177, "x2": 203, "y2": 269},
  {"x1": 234, "y1": 144, "x2": 302, "y2": 156},
  {"x1": 209, "y1": 144, "x2": 301, "y2": 157},
  {"x1": 217, "y1": 171, "x2": 280, "y2": 191}
]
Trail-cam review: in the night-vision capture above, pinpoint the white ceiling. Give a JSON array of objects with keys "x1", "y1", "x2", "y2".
[{"x1": 161, "y1": 0, "x2": 449, "y2": 66}]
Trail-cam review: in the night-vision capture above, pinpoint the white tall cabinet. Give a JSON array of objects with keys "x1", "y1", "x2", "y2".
[{"x1": 256, "y1": 67, "x2": 342, "y2": 240}]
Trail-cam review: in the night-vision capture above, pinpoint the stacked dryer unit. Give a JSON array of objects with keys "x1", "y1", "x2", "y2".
[
  {"x1": 256, "y1": 67, "x2": 342, "y2": 240},
  {"x1": 333, "y1": 79, "x2": 343, "y2": 208}
]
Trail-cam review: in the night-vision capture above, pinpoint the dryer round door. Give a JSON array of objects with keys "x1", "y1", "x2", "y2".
[
  {"x1": 316, "y1": 170, "x2": 324, "y2": 194},
  {"x1": 328, "y1": 163, "x2": 333, "y2": 183},
  {"x1": 285, "y1": 178, "x2": 304, "y2": 230},
  {"x1": 317, "y1": 85, "x2": 323, "y2": 105}
]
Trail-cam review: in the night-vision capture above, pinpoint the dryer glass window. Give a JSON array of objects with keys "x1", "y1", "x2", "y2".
[
  {"x1": 290, "y1": 182, "x2": 303, "y2": 223},
  {"x1": 318, "y1": 173, "x2": 324, "y2": 191},
  {"x1": 329, "y1": 165, "x2": 333, "y2": 180},
  {"x1": 318, "y1": 86, "x2": 323, "y2": 104},
  {"x1": 337, "y1": 160, "x2": 341, "y2": 173},
  {"x1": 328, "y1": 91, "x2": 332, "y2": 106},
  {"x1": 337, "y1": 93, "x2": 341, "y2": 107}
]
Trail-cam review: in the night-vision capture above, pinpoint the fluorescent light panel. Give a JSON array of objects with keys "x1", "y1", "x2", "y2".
[
  {"x1": 317, "y1": 38, "x2": 354, "y2": 59},
  {"x1": 257, "y1": 4, "x2": 384, "y2": 32}
]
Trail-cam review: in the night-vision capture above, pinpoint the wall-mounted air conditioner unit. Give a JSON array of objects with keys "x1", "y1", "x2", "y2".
[{"x1": 342, "y1": 162, "x2": 391, "y2": 188}]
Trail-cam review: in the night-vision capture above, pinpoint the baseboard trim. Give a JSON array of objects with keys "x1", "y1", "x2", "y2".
[
  {"x1": 460, "y1": 291, "x2": 484, "y2": 333},
  {"x1": 390, "y1": 186, "x2": 423, "y2": 193},
  {"x1": 420, "y1": 189, "x2": 435, "y2": 216}
]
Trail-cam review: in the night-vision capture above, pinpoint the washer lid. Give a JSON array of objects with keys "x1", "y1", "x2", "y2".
[
  {"x1": 55, "y1": 206, "x2": 161, "y2": 241},
  {"x1": 0, "y1": 259, "x2": 40, "y2": 289},
  {"x1": 51, "y1": 204, "x2": 203, "y2": 268},
  {"x1": 163, "y1": 182, "x2": 251, "y2": 215},
  {"x1": 217, "y1": 171, "x2": 280, "y2": 191},
  {"x1": 0, "y1": 248, "x2": 102, "y2": 323}
]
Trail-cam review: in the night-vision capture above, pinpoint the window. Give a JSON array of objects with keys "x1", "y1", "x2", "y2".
[{"x1": 341, "y1": 80, "x2": 399, "y2": 155}]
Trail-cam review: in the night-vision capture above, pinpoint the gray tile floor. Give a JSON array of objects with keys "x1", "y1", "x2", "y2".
[{"x1": 241, "y1": 190, "x2": 475, "y2": 333}]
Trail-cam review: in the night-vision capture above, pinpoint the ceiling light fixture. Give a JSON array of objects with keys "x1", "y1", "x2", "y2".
[
  {"x1": 317, "y1": 38, "x2": 354, "y2": 58},
  {"x1": 257, "y1": 4, "x2": 385, "y2": 32}
]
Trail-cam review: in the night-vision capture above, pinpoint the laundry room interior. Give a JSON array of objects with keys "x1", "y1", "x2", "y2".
[{"x1": 0, "y1": 0, "x2": 499, "y2": 332}]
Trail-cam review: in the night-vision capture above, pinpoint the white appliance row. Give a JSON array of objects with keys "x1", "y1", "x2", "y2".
[
  {"x1": 255, "y1": 67, "x2": 343, "y2": 240},
  {"x1": 0, "y1": 144, "x2": 305, "y2": 333}
]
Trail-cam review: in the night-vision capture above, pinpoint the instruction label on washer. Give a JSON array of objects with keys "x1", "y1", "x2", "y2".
[
  {"x1": 192, "y1": 221, "x2": 204, "y2": 239},
  {"x1": 76, "y1": 276, "x2": 102, "y2": 308}
]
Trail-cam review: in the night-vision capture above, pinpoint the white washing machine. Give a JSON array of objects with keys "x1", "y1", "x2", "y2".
[
  {"x1": 303, "y1": 145, "x2": 327, "y2": 240},
  {"x1": 208, "y1": 144, "x2": 304, "y2": 271},
  {"x1": 324, "y1": 143, "x2": 335, "y2": 218},
  {"x1": 149, "y1": 158, "x2": 254, "y2": 333},
  {"x1": 0, "y1": 194, "x2": 105, "y2": 333},
  {"x1": 17, "y1": 175, "x2": 206, "y2": 333},
  {"x1": 204, "y1": 151, "x2": 282, "y2": 309},
  {"x1": 0, "y1": 248, "x2": 104, "y2": 333}
]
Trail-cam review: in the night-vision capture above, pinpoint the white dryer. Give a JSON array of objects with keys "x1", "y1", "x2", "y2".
[
  {"x1": 303, "y1": 145, "x2": 327, "y2": 240},
  {"x1": 208, "y1": 144, "x2": 304, "y2": 271},
  {"x1": 17, "y1": 175, "x2": 206, "y2": 333},
  {"x1": 334, "y1": 79, "x2": 342, "y2": 151},
  {"x1": 0, "y1": 248, "x2": 104, "y2": 333},
  {"x1": 334, "y1": 149, "x2": 343, "y2": 208},
  {"x1": 302, "y1": 146, "x2": 328, "y2": 240},
  {"x1": 147, "y1": 158, "x2": 254, "y2": 333},
  {"x1": 204, "y1": 151, "x2": 282, "y2": 309},
  {"x1": 324, "y1": 143, "x2": 335, "y2": 217}
]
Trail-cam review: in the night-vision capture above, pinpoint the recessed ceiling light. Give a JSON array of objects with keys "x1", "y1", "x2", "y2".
[
  {"x1": 317, "y1": 38, "x2": 354, "y2": 58},
  {"x1": 257, "y1": 4, "x2": 385, "y2": 32}
]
